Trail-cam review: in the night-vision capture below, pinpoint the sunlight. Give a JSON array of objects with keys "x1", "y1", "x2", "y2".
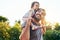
[{"x1": 0, "y1": 0, "x2": 60, "y2": 26}]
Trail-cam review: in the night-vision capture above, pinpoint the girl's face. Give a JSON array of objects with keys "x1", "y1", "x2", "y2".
[{"x1": 33, "y1": 3, "x2": 39, "y2": 10}]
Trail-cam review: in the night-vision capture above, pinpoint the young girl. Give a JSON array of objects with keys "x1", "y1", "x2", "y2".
[{"x1": 19, "y1": 1, "x2": 40, "y2": 40}]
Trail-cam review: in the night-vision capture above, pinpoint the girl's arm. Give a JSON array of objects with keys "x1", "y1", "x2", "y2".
[
  {"x1": 41, "y1": 25, "x2": 46, "y2": 34},
  {"x1": 22, "y1": 10, "x2": 33, "y2": 21}
]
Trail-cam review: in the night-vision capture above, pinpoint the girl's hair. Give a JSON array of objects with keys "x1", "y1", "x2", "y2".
[
  {"x1": 31, "y1": 1, "x2": 39, "y2": 8},
  {"x1": 40, "y1": 8, "x2": 46, "y2": 25}
]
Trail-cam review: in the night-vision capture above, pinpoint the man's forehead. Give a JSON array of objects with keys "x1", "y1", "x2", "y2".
[
  {"x1": 37, "y1": 8, "x2": 45, "y2": 14},
  {"x1": 36, "y1": 10, "x2": 42, "y2": 15}
]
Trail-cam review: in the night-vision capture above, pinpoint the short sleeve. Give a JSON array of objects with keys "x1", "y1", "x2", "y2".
[
  {"x1": 23, "y1": 10, "x2": 34, "y2": 19},
  {"x1": 21, "y1": 22, "x2": 26, "y2": 28},
  {"x1": 22, "y1": 10, "x2": 35, "y2": 28},
  {"x1": 23, "y1": 12, "x2": 30, "y2": 18}
]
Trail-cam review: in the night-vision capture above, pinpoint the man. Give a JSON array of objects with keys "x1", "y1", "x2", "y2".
[{"x1": 19, "y1": 1, "x2": 45, "y2": 40}]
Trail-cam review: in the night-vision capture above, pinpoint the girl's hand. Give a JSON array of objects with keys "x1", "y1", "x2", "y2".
[{"x1": 41, "y1": 25, "x2": 46, "y2": 34}]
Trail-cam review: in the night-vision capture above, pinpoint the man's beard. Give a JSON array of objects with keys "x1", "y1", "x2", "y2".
[{"x1": 33, "y1": 15, "x2": 41, "y2": 22}]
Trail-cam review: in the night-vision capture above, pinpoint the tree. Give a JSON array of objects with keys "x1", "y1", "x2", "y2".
[
  {"x1": 54, "y1": 22, "x2": 60, "y2": 30},
  {"x1": 0, "y1": 16, "x2": 8, "y2": 22},
  {"x1": 8, "y1": 20, "x2": 22, "y2": 40},
  {"x1": 0, "y1": 22, "x2": 10, "y2": 40}
]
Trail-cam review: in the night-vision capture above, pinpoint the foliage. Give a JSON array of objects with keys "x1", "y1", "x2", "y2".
[
  {"x1": 1, "y1": 16, "x2": 60, "y2": 40},
  {"x1": 0, "y1": 21, "x2": 22, "y2": 40},
  {"x1": 54, "y1": 22, "x2": 60, "y2": 30},
  {"x1": 0, "y1": 22, "x2": 10, "y2": 40},
  {"x1": 0, "y1": 16, "x2": 8, "y2": 22},
  {"x1": 8, "y1": 20, "x2": 21, "y2": 40},
  {"x1": 44, "y1": 30, "x2": 60, "y2": 40},
  {"x1": 8, "y1": 27, "x2": 21, "y2": 40}
]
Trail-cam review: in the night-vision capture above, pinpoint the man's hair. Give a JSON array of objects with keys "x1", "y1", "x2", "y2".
[{"x1": 31, "y1": 1, "x2": 39, "y2": 8}]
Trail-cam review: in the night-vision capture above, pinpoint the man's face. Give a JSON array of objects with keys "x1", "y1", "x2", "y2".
[
  {"x1": 35, "y1": 10, "x2": 44, "y2": 20},
  {"x1": 34, "y1": 12, "x2": 41, "y2": 22},
  {"x1": 35, "y1": 11, "x2": 41, "y2": 19},
  {"x1": 33, "y1": 3, "x2": 39, "y2": 10}
]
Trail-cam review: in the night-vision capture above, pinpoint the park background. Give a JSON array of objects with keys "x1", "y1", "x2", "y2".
[{"x1": 0, "y1": 0, "x2": 60, "y2": 40}]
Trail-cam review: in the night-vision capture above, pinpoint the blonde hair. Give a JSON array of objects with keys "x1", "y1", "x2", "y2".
[{"x1": 40, "y1": 9, "x2": 46, "y2": 25}]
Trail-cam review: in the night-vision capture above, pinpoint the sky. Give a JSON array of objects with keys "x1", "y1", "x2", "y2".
[{"x1": 0, "y1": 0, "x2": 60, "y2": 26}]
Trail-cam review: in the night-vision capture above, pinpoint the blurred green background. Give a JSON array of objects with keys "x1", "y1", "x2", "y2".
[{"x1": 0, "y1": 16, "x2": 60, "y2": 40}]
